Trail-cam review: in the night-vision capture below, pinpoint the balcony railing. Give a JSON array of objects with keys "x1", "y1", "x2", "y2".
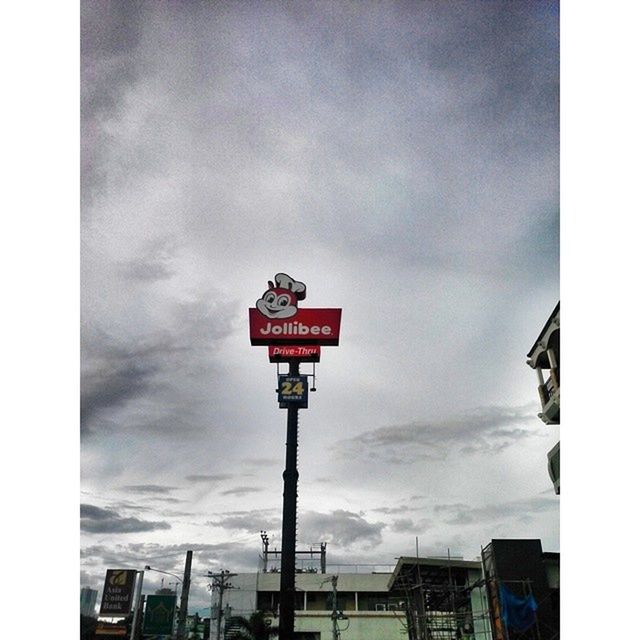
[
  {"x1": 537, "y1": 370, "x2": 560, "y2": 425},
  {"x1": 544, "y1": 376, "x2": 556, "y2": 399}
]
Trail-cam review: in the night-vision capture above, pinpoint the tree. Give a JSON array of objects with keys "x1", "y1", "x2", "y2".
[
  {"x1": 80, "y1": 614, "x2": 97, "y2": 640},
  {"x1": 226, "y1": 611, "x2": 279, "y2": 640}
]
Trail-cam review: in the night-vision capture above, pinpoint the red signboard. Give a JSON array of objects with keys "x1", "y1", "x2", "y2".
[
  {"x1": 249, "y1": 308, "x2": 341, "y2": 346},
  {"x1": 269, "y1": 345, "x2": 321, "y2": 362},
  {"x1": 96, "y1": 623, "x2": 128, "y2": 637},
  {"x1": 250, "y1": 273, "x2": 341, "y2": 347}
]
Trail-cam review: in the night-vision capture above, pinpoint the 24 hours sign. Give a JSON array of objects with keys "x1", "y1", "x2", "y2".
[{"x1": 278, "y1": 375, "x2": 309, "y2": 408}]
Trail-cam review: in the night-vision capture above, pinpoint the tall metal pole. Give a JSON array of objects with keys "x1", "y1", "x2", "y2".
[
  {"x1": 279, "y1": 360, "x2": 300, "y2": 640},
  {"x1": 129, "y1": 570, "x2": 144, "y2": 640},
  {"x1": 176, "y1": 550, "x2": 192, "y2": 640}
]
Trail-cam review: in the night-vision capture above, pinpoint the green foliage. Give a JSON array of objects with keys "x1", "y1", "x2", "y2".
[
  {"x1": 80, "y1": 614, "x2": 97, "y2": 640},
  {"x1": 227, "y1": 611, "x2": 279, "y2": 640}
]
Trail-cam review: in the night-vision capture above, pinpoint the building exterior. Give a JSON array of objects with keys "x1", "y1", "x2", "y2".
[
  {"x1": 223, "y1": 570, "x2": 406, "y2": 640},
  {"x1": 80, "y1": 586, "x2": 98, "y2": 618},
  {"x1": 222, "y1": 559, "x2": 492, "y2": 640},
  {"x1": 220, "y1": 539, "x2": 559, "y2": 640},
  {"x1": 481, "y1": 539, "x2": 559, "y2": 640},
  {"x1": 527, "y1": 302, "x2": 560, "y2": 494}
]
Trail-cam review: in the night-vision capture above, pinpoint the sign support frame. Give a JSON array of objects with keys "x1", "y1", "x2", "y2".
[{"x1": 129, "y1": 570, "x2": 144, "y2": 640}]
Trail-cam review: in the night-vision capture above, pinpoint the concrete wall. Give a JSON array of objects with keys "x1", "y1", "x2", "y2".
[
  {"x1": 295, "y1": 610, "x2": 406, "y2": 640},
  {"x1": 224, "y1": 573, "x2": 407, "y2": 639},
  {"x1": 224, "y1": 570, "x2": 493, "y2": 639}
]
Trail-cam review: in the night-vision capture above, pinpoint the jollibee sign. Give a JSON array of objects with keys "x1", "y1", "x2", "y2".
[{"x1": 249, "y1": 273, "x2": 341, "y2": 346}]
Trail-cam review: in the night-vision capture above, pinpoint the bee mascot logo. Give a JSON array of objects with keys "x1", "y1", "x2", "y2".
[{"x1": 256, "y1": 273, "x2": 307, "y2": 319}]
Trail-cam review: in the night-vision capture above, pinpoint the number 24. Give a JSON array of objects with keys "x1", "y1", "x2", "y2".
[{"x1": 282, "y1": 381, "x2": 305, "y2": 395}]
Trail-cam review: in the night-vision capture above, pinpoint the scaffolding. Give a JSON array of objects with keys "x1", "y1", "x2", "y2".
[
  {"x1": 391, "y1": 554, "x2": 494, "y2": 640},
  {"x1": 389, "y1": 551, "x2": 552, "y2": 640}
]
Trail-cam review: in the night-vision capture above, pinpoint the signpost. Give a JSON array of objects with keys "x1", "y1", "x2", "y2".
[
  {"x1": 99, "y1": 569, "x2": 137, "y2": 617},
  {"x1": 249, "y1": 273, "x2": 341, "y2": 640},
  {"x1": 278, "y1": 374, "x2": 309, "y2": 408},
  {"x1": 143, "y1": 594, "x2": 177, "y2": 636}
]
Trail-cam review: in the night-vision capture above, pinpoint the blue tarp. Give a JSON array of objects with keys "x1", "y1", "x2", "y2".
[{"x1": 499, "y1": 583, "x2": 538, "y2": 633}]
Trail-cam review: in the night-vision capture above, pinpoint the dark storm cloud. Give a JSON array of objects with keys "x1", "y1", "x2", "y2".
[
  {"x1": 109, "y1": 501, "x2": 153, "y2": 513},
  {"x1": 336, "y1": 405, "x2": 541, "y2": 464},
  {"x1": 81, "y1": 503, "x2": 171, "y2": 534},
  {"x1": 82, "y1": 540, "x2": 263, "y2": 574},
  {"x1": 117, "y1": 237, "x2": 177, "y2": 282},
  {"x1": 299, "y1": 510, "x2": 385, "y2": 548},
  {"x1": 185, "y1": 474, "x2": 235, "y2": 483},
  {"x1": 81, "y1": 0, "x2": 147, "y2": 208},
  {"x1": 433, "y1": 503, "x2": 471, "y2": 514},
  {"x1": 81, "y1": 0, "x2": 144, "y2": 114},
  {"x1": 371, "y1": 505, "x2": 411, "y2": 515},
  {"x1": 81, "y1": 0, "x2": 558, "y2": 276},
  {"x1": 210, "y1": 510, "x2": 281, "y2": 534},
  {"x1": 439, "y1": 494, "x2": 557, "y2": 526},
  {"x1": 81, "y1": 294, "x2": 240, "y2": 436},
  {"x1": 120, "y1": 485, "x2": 179, "y2": 494},
  {"x1": 220, "y1": 487, "x2": 264, "y2": 497},
  {"x1": 212, "y1": 0, "x2": 558, "y2": 275},
  {"x1": 242, "y1": 457, "x2": 281, "y2": 468},
  {"x1": 390, "y1": 518, "x2": 433, "y2": 535},
  {"x1": 80, "y1": 345, "x2": 162, "y2": 431}
]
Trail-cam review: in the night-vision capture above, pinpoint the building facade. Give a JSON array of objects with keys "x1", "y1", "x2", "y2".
[
  {"x1": 481, "y1": 539, "x2": 559, "y2": 640},
  {"x1": 222, "y1": 559, "x2": 492, "y2": 640},
  {"x1": 80, "y1": 586, "x2": 98, "y2": 618},
  {"x1": 220, "y1": 539, "x2": 559, "y2": 640},
  {"x1": 223, "y1": 571, "x2": 406, "y2": 640}
]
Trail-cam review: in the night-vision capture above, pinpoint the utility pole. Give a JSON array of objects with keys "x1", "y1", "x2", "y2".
[
  {"x1": 331, "y1": 575, "x2": 340, "y2": 640},
  {"x1": 320, "y1": 542, "x2": 327, "y2": 574},
  {"x1": 176, "y1": 550, "x2": 193, "y2": 640},
  {"x1": 206, "y1": 570, "x2": 237, "y2": 640},
  {"x1": 320, "y1": 574, "x2": 346, "y2": 640}
]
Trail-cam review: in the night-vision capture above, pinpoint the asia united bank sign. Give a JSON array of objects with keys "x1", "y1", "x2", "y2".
[{"x1": 249, "y1": 273, "x2": 341, "y2": 346}]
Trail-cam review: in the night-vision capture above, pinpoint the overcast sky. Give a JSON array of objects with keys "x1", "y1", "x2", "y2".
[{"x1": 80, "y1": 0, "x2": 559, "y2": 614}]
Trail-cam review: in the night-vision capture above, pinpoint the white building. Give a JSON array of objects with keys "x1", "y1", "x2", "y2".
[{"x1": 221, "y1": 557, "x2": 490, "y2": 640}]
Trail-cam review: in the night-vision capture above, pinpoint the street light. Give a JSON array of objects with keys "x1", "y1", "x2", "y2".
[
  {"x1": 144, "y1": 566, "x2": 183, "y2": 639},
  {"x1": 144, "y1": 565, "x2": 184, "y2": 585}
]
